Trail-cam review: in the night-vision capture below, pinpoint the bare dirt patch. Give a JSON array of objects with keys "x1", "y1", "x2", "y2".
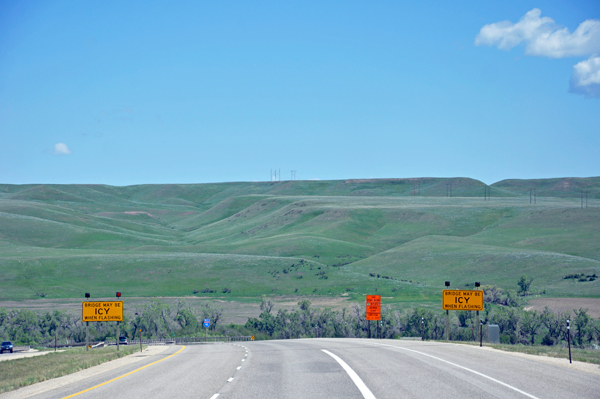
[{"x1": 525, "y1": 298, "x2": 600, "y2": 318}]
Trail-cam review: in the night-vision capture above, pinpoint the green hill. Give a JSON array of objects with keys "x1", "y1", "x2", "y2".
[{"x1": 0, "y1": 177, "x2": 598, "y2": 302}]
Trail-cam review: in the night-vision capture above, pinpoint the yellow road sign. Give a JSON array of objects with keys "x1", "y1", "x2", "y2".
[
  {"x1": 442, "y1": 290, "x2": 483, "y2": 311},
  {"x1": 251, "y1": 335, "x2": 255, "y2": 341},
  {"x1": 82, "y1": 301, "x2": 123, "y2": 322}
]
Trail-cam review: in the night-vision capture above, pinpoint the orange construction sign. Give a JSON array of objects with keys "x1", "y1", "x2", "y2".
[{"x1": 366, "y1": 295, "x2": 381, "y2": 320}]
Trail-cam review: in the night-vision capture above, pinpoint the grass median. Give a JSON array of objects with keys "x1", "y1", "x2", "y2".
[{"x1": 0, "y1": 345, "x2": 144, "y2": 394}]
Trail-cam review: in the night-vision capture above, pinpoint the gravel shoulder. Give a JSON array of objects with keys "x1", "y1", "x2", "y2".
[{"x1": 459, "y1": 343, "x2": 600, "y2": 376}]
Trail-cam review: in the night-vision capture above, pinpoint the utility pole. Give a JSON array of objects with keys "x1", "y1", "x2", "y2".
[{"x1": 585, "y1": 190, "x2": 588, "y2": 208}]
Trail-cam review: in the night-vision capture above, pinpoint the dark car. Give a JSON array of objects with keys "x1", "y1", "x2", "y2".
[
  {"x1": 119, "y1": 336, "x2": 128, "y2": 345},
  {"x1": 1, "y1": 341, "x2": 13, "y2": 354}
]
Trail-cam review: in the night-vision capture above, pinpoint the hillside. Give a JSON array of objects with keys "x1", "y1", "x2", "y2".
[{"x1": 0, "y1": 177, "x2": 598, "y2": 302}]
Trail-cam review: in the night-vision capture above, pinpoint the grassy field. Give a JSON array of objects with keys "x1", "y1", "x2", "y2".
[
  {"x1": 0, "y1": 177, "x2": 598, "y2": 306},
  {"x1": 0, "y1": 346, "x2": 142, "y2": 393}
]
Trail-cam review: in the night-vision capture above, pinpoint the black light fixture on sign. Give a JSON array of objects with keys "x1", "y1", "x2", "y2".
[
  {"x1": 445, "y1": 281, "x2": 450, "y2": 287},
  {"x1": 116, "y1": 292, "x2": 121, "y2": 298},
  {"x1": 85, "y1": 293, "x2": 90, "y2": 298},
  {"x1": 475, "y1": 282, "x2": 480, "y2": 287}
]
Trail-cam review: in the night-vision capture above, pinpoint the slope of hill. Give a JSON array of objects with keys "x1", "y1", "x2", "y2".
[{"x1": 0, "y1": 177, "x2": 598, "y2": 301}]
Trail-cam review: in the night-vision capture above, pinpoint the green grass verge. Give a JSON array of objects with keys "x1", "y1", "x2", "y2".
[{"x1": 0, "y1": 345, "x2": 143, "y2": 393}]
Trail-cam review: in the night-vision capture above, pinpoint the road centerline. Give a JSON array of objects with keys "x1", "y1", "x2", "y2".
[
  {"x1": 321, "y1": 349, "x2": 376, "y2": 399},
  {"x1": 60, "y1": 345, "x2": 186, "y2": 399}
]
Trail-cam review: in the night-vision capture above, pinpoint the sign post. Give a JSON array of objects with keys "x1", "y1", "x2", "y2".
[
  {"x1": 442, "y1": 290, "x2": 484, "y2": 311},
  {"x1": 480, "y1": 321, "x2": 483, "y2": 347},
  {"x1": 81, "y1": 299, "x2": 124, "y2": 352},
  {"x1": 442, "y1": 287, "x2": 484, "y2": 342},
  {"x1": 204, "y1": 319, "x2": 210, "y2": 338},
  {"x1": 82, "y1": 301, "x2": 124, "y2": 322},
  {"x1": 567, "y1": 319, "x2": 572, "y2": 364},
  {"x1": 475, "y1": 282, "x2": 481, "y2": 344},
  {"x1": 116, "y1": 292, "x2": 121, "y2": 351},
  {"x1": 366, "y1": 295, "x2": 381, "y2": 339}
]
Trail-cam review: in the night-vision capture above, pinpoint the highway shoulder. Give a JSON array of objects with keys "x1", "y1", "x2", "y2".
[{"x1": 0, "y1": 345, "x2": 171, "y2": 399}]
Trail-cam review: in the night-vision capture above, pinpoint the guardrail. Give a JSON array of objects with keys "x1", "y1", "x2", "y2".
[
  {"x1": 11, "y1": 345, "x2": 30, "y2": 352},
  {"x1": 46, "y1": 336, "x2": 251, "y2": 349},
  {"x1": 128, "y1": 336, "x2": 252, "y2": 345}
]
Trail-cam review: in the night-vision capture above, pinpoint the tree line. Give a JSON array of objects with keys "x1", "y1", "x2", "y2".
[
  {"x1": 1, "y1": 296, "x2": 599, "y2": 348},
  {"x1": 246, "y1": 295, "x2": 600, "y2": 347},
  {"x1": 0, "y1": 300, "x2": 230, "y2": 346}
]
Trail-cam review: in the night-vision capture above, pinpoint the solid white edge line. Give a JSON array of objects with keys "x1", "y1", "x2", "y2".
[
  {"x1": 209, "y1": 395, "x2": 219, "y2": 399},
  {"x1": 227, "y1": 377, "x2": 234, "y2": 382},
  {"x1": 321, "y1": 350, "x2": 376, "y2": 399},
  {"x1": 370, "y1": 342, "x2": 539, "y2": 399}
]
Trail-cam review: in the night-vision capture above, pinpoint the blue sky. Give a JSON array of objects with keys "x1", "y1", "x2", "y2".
[{"x1": 1, "y1": 0, "x2": 599, "y2": 186}]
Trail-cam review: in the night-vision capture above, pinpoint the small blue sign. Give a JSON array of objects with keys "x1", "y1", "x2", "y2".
[{"x1": 204, "y1": 319, "x2": 210, "y2": 328}]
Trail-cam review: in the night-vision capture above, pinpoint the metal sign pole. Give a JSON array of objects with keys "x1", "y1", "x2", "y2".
[
  {"x1": 481, "y1": 322, "x2": 484, "y2": 346},
  {"x1": 476, "y1": 310, "x2": 480, "y2": 343},
  {"x1": 446, "y1": 310, "x2": 449, "y2": 341},
  {"x1": 117, "y1": 322, "x2": 120, "y2": 351},
  {"x1": 567, "y1": 319, "x2": 572, "y2": 364},
  {"x1": 86, "y1": 322, "x2": 89, "y2": 351},
  {"x1": 139, "y1": 329, "x2": 143, "y2": 353},
  {"x1": 368, "y1": 320, "x2": 371, "y2": 338}
]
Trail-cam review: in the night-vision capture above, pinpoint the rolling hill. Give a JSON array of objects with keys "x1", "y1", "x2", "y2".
[{"x1": 0, "y1": 177, "x2": 598, "y2": 303}]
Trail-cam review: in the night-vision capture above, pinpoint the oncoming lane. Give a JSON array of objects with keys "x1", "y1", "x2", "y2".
[{"x1": 25, "y1": 344, "x2": 246, "y2": 399}]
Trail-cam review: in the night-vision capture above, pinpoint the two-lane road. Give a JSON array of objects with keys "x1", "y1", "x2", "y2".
[{"x1": 15, "y1": 339, "x2": 600, "y2": 399}]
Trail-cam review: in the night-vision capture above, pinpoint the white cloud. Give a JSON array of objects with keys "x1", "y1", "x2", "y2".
[
  {"x1": 53, "y1": 143, "x2": 72, "y2": 155},
  {"x1": 528, "y1": 20, "x2": 600, "y2": 58},
  {"x1": 475, "y1": 9, "x2": 554, "y2": 51},
  {"x1": 476, "y1": 9, "x2": 600, "y2": 98},
  {"x1": 570, "y1": 56, "x2": 600, "y2": 98},
  {"x1": 475, "y1": 8, "x2": 600, "y2": 58}
]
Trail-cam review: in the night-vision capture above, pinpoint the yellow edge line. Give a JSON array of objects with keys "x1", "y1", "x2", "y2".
[{"x1": 61, "y1": 346, "x2": 186, "y2": 399}]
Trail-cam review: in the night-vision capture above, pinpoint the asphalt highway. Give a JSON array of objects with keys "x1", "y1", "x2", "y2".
[{"x1": 24, "y1": 339, "x2": 600, "y2": 399}]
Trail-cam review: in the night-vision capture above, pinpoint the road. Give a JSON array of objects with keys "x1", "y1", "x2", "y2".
[{"x1": 14, "y1": 339, "x2": 600, "y2": 399}]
